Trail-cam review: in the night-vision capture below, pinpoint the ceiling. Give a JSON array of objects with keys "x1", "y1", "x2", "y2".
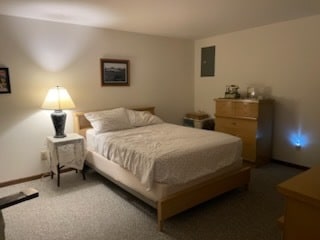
[{"x1": 0, "y1": 0, "x2": 320, "y2": 39}]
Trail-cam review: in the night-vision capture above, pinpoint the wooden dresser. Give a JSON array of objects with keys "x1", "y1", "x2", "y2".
[
  {"x1": 214, "y1": 98, "x2": 274, "y2": 165},
  {"x1": 277, "y1": 165, "x2": 320, "y2": 240}
]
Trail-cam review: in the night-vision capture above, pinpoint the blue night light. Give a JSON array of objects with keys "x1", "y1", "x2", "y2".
[{"x1": 289, "y1": 132, "x2": 309, "y2": 149}]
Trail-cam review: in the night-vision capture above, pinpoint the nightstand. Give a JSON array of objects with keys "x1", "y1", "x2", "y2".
[{"x1": 47, "y1": 133, "x2": 86, "y2": 187}]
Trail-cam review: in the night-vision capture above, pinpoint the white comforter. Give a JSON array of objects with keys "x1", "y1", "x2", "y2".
[{"x1": 89, "y1": 123, "x2": 242, "y2": 189}]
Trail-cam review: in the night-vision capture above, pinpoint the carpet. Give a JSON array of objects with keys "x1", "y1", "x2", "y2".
[{"x1": 0, "y1": 162, "x2": 302, "y2": 240}]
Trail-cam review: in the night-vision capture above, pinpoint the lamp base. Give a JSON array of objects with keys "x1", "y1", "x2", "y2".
[{"x1": 51, "y1": 110, "x2": 67, "y2": 138}]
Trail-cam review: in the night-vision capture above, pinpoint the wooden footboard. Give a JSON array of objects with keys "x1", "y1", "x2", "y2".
[
  {"x1": 85, "y1": 151, "x2": 250, "y2": 231},
  {"x1": 157, "y1": 165, "x2": 251, "y2": 231}
]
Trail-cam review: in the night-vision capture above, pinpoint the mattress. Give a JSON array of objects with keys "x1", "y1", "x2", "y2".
[
  {"x1": 85, "y1": 150, "x2": 242, "y2": 204},
  {"x1": 86, "y1": 123, "x2": 242, "y2": 190}
]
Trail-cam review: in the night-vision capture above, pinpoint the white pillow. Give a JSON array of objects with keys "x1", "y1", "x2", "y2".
[
  {"x1": 84, "y1": 108, "x2": 132, "y2": 133},
  {"x1": 126, "y1": 109, "x2": 163, "y2": 127}
]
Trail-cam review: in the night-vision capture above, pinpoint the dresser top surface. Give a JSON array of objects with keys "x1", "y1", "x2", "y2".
[
  {"x1": 277, "y1": 165, "x2": 320, "y2": 206},
  {"x1": 214, "y1": 98, "x2": 274, "y2": 103}
]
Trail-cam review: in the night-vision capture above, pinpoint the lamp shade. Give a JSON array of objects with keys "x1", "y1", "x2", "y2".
[
  {"x1": 41, "y1": 86, "x2": 75, "y2": 110},
  {"x1": 42, "y1": 86, "x2": 75, "y2": 138}
]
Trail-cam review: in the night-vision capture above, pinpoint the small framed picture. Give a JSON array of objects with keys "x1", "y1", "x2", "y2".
[
  {"x1": 100, "y1": 59, "x2": 130, "y2": 86},
  {"x1": 0, "y1": 67, "x2": 11, "y2": 94}
]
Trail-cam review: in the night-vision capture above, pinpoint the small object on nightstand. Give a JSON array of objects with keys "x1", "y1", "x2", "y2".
[
  {"x1": 47, "y1": 133, "x2": 86, "y2": 187},
  {"x1": 184, "y1": 112, "x2": 214, "y2": 130},
  {"x1": 185, "y1": 112, "x2": 209, "y2": 120}
]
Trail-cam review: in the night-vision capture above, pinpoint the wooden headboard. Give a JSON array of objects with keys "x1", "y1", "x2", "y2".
[{"x1": 73, "y1": 107, "x2": 155, "y2": 137}]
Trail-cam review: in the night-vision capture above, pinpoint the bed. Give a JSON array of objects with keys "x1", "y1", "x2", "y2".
[{"x1": 73, "y1": 107, "x2": 251, "y2": 231}]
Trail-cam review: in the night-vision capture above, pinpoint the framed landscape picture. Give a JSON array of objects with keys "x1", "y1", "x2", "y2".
[
  {"x1": 100, "y1": 59, "x2": 130, "y2": 86},
  {"x1": 0, "y1": 67, "x2": 11, "y2": 94}
]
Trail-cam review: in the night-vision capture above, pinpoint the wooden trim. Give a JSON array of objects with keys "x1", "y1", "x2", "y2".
[
  {"x1": 0, "y1": 174, "x2": 45, "y2": 188},
  {"x1": 272, "y1": 159, "x2": 309, "y2": 170},
  {"x1": 0, "y1": 168, "x2": 75, "y2": 188}
]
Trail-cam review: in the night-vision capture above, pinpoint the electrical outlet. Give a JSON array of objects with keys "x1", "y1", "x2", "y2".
[{"x1": 41, "y1": 151, "x2": 47, "y2": 160}]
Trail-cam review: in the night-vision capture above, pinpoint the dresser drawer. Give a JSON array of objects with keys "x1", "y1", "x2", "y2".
[
  {"x1": 216, "y1": 101, "x2": 234, "y2": 117},
  {"x1": 216, "y1": 118, "x2": 257, "y2": 162},
  {"x1": 234, "y1": 102, "x2": 258, "y2": 118},
  {"x1": 215, "y1": 118, "x2": 237, "y2": 134},
  {"x1": 216, "y1": 118, "x2": 256, "y2": 135},
  {"x1": 243, "y1": 142, "x2": 257, "y2": 162},
  {"x1": 235, "y1": 120, "x2": 257, "y2": 143}
]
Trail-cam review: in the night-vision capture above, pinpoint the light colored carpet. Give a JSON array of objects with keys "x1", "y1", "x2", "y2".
[{"x1": 0, "y1": 163, "x2": 302, "y2": 240}]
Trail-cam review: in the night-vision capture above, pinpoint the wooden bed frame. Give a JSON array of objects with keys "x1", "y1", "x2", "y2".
[{"x1": 73, "y1": 107, "x2": 251, "y2": 231}]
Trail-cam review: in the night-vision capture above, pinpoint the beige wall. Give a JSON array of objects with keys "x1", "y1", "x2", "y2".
[
  {"x1": 0, "y1": 15, "x2": 194, "y2": 183},
  {"x1": 195, "y1": 15, "x2": 320, "y2": 167},
  {"x1": 2, "y1": 13, "x2": 319, "y2": 183}
]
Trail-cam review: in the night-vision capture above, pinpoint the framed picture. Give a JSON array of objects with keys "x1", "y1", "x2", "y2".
[
  {"x1": 100, "y1": 59, "x2": 130, "y2": 86},
  {"x1": 0, "y1": 67, "x2": 11, "y2": 94}
]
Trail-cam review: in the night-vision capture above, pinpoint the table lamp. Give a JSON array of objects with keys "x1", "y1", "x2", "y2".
[{"x1": 41, "y1": 86, "x2": 75, "y2": 138}]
